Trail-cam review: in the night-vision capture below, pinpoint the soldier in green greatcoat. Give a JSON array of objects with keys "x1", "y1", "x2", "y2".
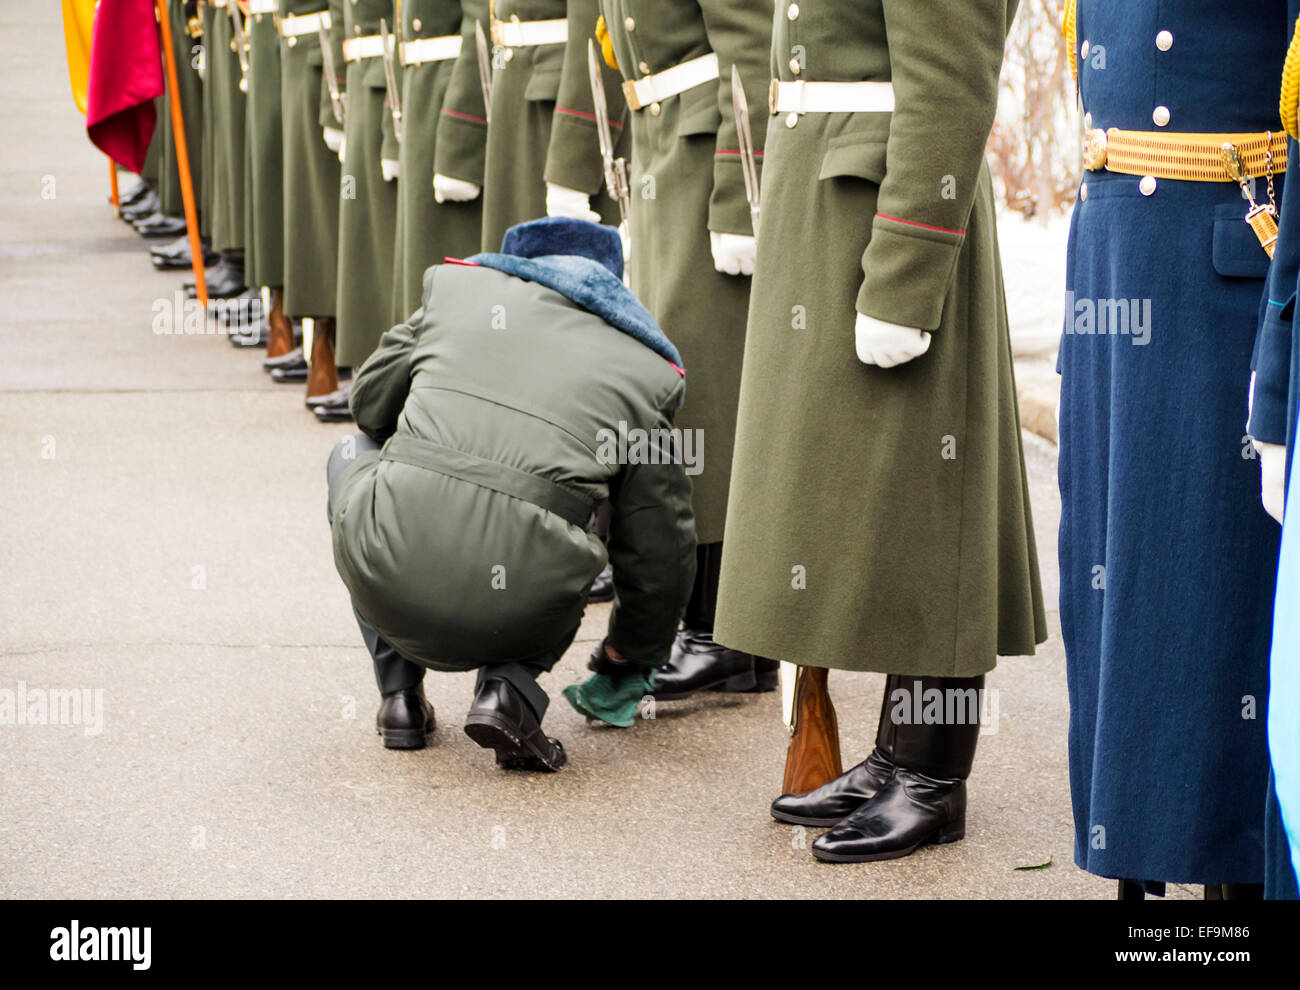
[
  {"x1": 205, "y1": 1, "x2": 251, "y2": 298},
  {"x1": 333, "y1": 0, "x2": 400, "y2": 371},
  {"x1": 478, "y1": 1, "x2": 616, "y2": 251},
  {"x1": 149, "y1": 1, "x2": 206, "y2": 266},
  {"x1": 541, "y1": 1, "x2": 629, "y2": 226},
  {"x1": 389, "y1": 0, "x2": 484, "y2": 323},
  {"x1": 262, "y1": 2, "x2": 344, "y2": 401},
  {"x1": 598, "y1": 1, "x2": 776, "y2": 701},
  {"x1": 429, "y1": 1, "x2": 489, "y2": 223},
  {"x1": 716, "y1": 0, "x2": 1046, "y2": 863},
  {"x1": 239, "y1": 1, "x2": 297, "y2": 358}
]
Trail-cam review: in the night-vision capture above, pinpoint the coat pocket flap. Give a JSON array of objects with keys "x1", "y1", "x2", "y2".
[
  {"x1": 676, "y1": 81, "x2": 720, "y2": 137},
  {"x1": 524, "y1": 69, "x2": 562, "y2": 102},
  {"x1": 818, "y1": 139, "x2": 888, "y2": 183},
  {"x1": 1212, "y1": 202, "x2": 1270, "y2": 279}
]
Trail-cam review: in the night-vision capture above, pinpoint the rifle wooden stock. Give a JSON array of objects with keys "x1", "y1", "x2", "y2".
[{"x1": 781, "y1": 666, "x2": 842, "y2": 795}]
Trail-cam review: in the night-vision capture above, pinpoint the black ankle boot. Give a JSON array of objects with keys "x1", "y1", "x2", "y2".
[
  {"x1": 771, "y1": 747, "x2": 895, "y2": 826},
  {"x1": 376, "y1": 683, "x2": 436, "y2": 749},
  {"x1": 648, "y1": 542, "x2": 775, "y2": 700},
  {"x1": 812, "y1": 674, "x2": 984, "y2": 863}
]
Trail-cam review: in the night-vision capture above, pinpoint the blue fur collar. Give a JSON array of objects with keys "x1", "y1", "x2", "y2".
[{"x1": 467, "y1": 252, "x2": 684, "y2": 370}]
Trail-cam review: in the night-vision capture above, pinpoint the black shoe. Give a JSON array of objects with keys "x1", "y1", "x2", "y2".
[
  {"x1": 214, "y1": 288, "x2": 264, "y2": 328},
  {"x1": 464, "y1": 678, "x2": 566, "y2": 772},
  {"x1": 313, "y1": 404, "x2": 355, "y2": 423},
  {"x1": 184, "y1": 258, "x2": 246, "y2": 299},
  {"x1": 811, "y1": 768, "x2": 967, "y2": 863},
  {"x1": 647, "y1": 628, "x2": 774, "y2": 700},
  {"x1": 771, "y1": 747, "x2": 896, "y2": 826},
  {"x1": 375, "y1": 684, "x2": 436, "y2": 750},
  {"x1": 588, "y1": 562, "x2": 615, "y2": 603},
  {"x1": 270, "y1": 358, "x2": 309, "y2": 383},
  {"x1": 118, "y1": 178, "x2": 154, "y2": 208},
  {"x1": 133, "y1": 212, "x2": 188, "y2": 238},
  {"x1": 120, "y1": 190, "x2": 160, "y2": 222},
  {"x1": 229, "y1": 319, "x2": 269, "y2": 348},
  {"x1": 263, "y1": 345, "x2": 304, "y2": 372},
  {"x1": 306, "y1": 383, "x2": 349, "y2": 410},
  {"x1": 809, "y1": 672, "x2": 983, "y2": 862}
]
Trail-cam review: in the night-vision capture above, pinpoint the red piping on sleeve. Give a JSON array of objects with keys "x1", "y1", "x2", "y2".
[
  {"x1": 877, "y1": 214, "x2": 964, "y2": 236},
  {"x1": 441, "y1": 108, "x2": 488, "y2": 125}
]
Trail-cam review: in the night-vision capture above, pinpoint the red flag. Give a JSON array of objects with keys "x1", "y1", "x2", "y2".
[{"x1": 86, "y1": 0, "x2": 164, "y2": 173}]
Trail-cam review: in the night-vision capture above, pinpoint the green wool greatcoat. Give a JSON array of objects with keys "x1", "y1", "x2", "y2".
[
  {"x1": 277, "y1": 0, "x2": 341, "y2": 317},
  {"x1": 334, "y1": 0, "x2": 400, "y2": 368},
  {"x1": 243, "y1": 9, "x2": 284, "y2": 287},
  {"x1": 542, "y1": 0, "x2": 630, "y2": 221},
  {"x1": 599, "y1": 0, "x2": 771, "y2": 544},
  {"x1": 158, "y1": 1, "x2": 203, "y2": 218},
  {"x1": 390, "y1": 0, "x2": 485, "y2": 320},
  {"x1": 479, "y1": 0, "x2": 569, "y2": 254},
  {"x1": 207, "y1": 7, "x2": 247, "y2": 253},
  {"x1": 714, "y1": 0, "x2": 1047, "y2": 677},
  {"x1": 199, "y1": 4, "x2": 215, "y2": 237}
]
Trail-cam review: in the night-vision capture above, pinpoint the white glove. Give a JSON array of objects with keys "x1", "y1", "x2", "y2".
[
  {"x1": 546, "y1": 182, "x2": 599, "y2": 221},
  {"x1": 854, "y1": 312, "x2": 932, "y2": 368},
  {"x1": 382, "y1": 158, "x2": 400, "y2": 182},
  {"x1": 323, "y1": 126, "x2": 344, "y2": 152},
  {"x1": 710, "y1": 232, "x2": 756, "y2": 276},
  {"x1": 434, "y1": 174, "x2": 481, "y2": 203},
  {"x1": 1257, "y1": 440, "x2": 1286, "y2": 524}
]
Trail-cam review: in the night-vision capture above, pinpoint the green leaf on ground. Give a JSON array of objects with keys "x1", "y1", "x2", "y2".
[{"x1": 1014, "y1": 855, "x2": 1054, "y2": 871}]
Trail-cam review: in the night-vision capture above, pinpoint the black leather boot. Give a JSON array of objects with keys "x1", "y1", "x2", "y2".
[
  {"x1": 375, "y1": 684, "x2": 436, "y2": 750},
  {"x1": 121, "y1": 189, "x2": 160, "y2": 222},
  {"x1": 648, "y1": 542, "x2": 777, "y2": 700},
  {"x1": 133, "y1": 212, "x2": 188, "y2": 238},
  {"x1": 118, "y1": 177, "x2": 155, "y2": 208},
  {"x1": 771, "y1": 749, "x2": 895, "y2": 827},
  {"x1": 464, "y1": 678, "x2": 566, "y2": 772},
  {"x1": 812, "y1": 674, "x2": 984, "y2": 863}
]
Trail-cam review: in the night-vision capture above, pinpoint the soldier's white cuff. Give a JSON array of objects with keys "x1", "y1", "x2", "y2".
[
  {"x1": 382, "y1": 159, "x2": 400, "y2": 182},
  {"x1": 546, "y1": 183, "x2": 598, "y2": 221}
]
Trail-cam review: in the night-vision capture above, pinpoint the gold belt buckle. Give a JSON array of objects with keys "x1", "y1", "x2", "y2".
[
  {"x1": 622, "y1": 78, "x2": 643, "y2": 112},
  {"x1": 1083, "y1": 128, "x2": 1109, "y2": 170}
]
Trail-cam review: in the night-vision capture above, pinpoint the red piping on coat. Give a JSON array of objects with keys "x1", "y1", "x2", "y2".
[{"x1": 876, "y1": 214, "x2": 964, "y2": 236}]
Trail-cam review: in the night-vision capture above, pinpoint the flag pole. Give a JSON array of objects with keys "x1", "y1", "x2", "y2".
[
  {"x1": 154, "y1": 0, "x2": 206, "y2": 305},
  {"x1": 108, "y1": 156, "x2": 120, "y2": 214}
]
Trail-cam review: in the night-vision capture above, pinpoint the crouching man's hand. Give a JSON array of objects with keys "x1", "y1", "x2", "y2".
[{"x1": 562, "y1": 638, "x2": 655, "y2": 728}]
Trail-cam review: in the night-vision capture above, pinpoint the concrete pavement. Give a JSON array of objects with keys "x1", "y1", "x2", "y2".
[{"x1": 0, "y1": 0, "x2": 1177, "y2": 899}]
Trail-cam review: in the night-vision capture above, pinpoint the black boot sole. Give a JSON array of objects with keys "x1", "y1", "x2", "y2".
[
  {"x1": 376, "y1": 724, "x2": 433, "y2": 750},
  {"x1": 770, "y1": 808, "x2": 853, "y2": 828},
  {"x1": 811, "y1": 820, "x2": 966, "y2": 863},
  {"x1": 463, "y1": 714, "x2": 565, "y2": 772}
]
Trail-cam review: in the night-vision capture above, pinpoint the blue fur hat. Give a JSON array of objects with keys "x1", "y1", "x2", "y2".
[{"x1": 500, "y1": 216, "x2": 624, "y2": 281}]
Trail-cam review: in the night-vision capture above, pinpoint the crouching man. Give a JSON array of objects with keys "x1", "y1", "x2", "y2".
[{"x1": 326, "y1": 217, "x2": 696, "y2": 772}]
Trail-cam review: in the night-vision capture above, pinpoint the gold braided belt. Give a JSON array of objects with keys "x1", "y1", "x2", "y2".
[{"x1": 1083, "y1": 128, "x2": 1288, "y2": 180}]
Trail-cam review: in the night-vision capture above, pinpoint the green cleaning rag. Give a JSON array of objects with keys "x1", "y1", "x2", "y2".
[{"x1": 562, "y1": 668, "x2": 656, "y2": 728}]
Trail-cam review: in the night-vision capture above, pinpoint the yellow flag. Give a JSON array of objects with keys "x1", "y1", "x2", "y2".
[{"x1": 62, "y1": 0, "x2": 97, "y2": 115}]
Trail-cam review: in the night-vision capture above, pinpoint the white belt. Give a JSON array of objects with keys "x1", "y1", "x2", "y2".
[
  {"x1": 622, "y1": 52, "x2": 718, "y2": 112},
  {"x1": 248, "y1": 0, "x2": 277, "y2": 14},
  {"x1": 769, "y1": 80, "x2": 895, "y2": 115},
  {"x1": 401, "y1": 35, "x2": 462, "y2": 65},
  {"x1": 210, "y1": 0, "x2": 227, "y2": 8},
  {"x1": 343, "y1": 34, "x2": 385, "y2": 62},
  {"x1": 278, "y1": 11, "x2": 330, "y2": 37},
  {"x1": 491, "y1": 17, "x2": 567, "y2": 48}
]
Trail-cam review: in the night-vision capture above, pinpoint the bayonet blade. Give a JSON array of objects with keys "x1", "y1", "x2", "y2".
[
  {"x1": 587, "y1": 39, "x2": 630, "y2": 225},
  {"x1": 379, "y1": 17, "x2": 403, "y2": 143},
  {"x1": 318, "y1": 23, "x2": 347, "y2": 126},
  {"x1": 731, "y1": 63, "x2": 761, "y2": 238}
]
